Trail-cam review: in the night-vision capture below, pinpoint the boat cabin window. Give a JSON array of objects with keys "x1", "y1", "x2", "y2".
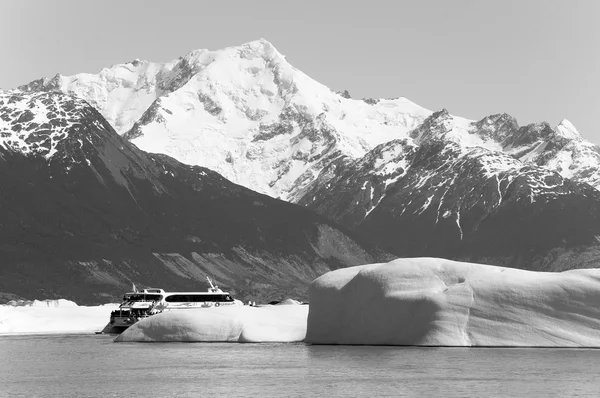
[
  {"x1": 165, "y1": 294, "x2": 234, "y2": 303},
  {"x1": 127, "y1": 294, "x2": 162, "y2": 302}
]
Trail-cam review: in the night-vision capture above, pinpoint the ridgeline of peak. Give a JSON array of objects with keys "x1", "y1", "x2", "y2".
[
  {"x1": 181, "y1": 38, "x2": 281, "y2": 62},
  {"x1": 14, "y1": 39, "x2": 297, "y2": 135}
]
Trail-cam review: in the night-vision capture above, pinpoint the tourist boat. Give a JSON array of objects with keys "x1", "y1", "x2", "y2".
[{"x1": 102, "y1": 277, "x2": 243, "y2": 333}]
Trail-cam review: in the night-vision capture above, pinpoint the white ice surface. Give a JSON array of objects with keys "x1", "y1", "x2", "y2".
[
  {"x1": 306, "y1": 258, "x2": 600, "y2": 347},
  {"x1": 0, "y1": 301, "x2": 118, "y2": 335},
  {"x1": 115, "y1": 304, "x2": 308, "y2": 343}
]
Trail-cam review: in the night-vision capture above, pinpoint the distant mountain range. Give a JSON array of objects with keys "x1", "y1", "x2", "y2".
[{"x1": 4, "y1": 39, "x2": 600, "y2": 301}]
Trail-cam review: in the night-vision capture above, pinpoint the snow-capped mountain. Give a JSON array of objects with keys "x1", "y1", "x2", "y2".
[
  {"x1": 0, "y1": 91, "x2": 386, "y2": 304},
  {"x1": 17, "y1": 39, "x2": 600, "y2": 200},
  {"x1": 299, "y1": 111, "x2": 600, "y2": 271},
  {"x1": 411, "y1": 111, "x2": 600, "y2": 190},
  {"x1": 18, "y1": 39, "x2": 432, "y2": 201}
]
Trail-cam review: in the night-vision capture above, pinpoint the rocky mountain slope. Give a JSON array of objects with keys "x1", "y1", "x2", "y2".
[
  {"x1": 298, "y1": 111, "x2": 600, "y2": 270},
  {"x1": 0, "y1": 91, "x2": 387, "y2": 304}
]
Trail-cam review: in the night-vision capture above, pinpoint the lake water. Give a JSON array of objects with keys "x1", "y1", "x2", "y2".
[{"x1": 1, "y1": 335, "x2": 600, "y2": 397}]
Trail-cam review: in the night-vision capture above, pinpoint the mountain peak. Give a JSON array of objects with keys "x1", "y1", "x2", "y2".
[
  {"x1": 179, "y1": 38, "x2": 285, "y2": 67},
  {"x1": 409, "y1": 108, "x2": 461, "y2": 144},
  {"x1": 555, "y1": 118, "x2": 581, "y2": 140},
  {"x1": 433, "y1": 109, "x2": 451, "y2": 118},
  {"x1": 237, "y1": 38, "x2": 285, "y2": 63},
  {"x1": 243, "y1": 38, "x2": 277, "y2": 51}
]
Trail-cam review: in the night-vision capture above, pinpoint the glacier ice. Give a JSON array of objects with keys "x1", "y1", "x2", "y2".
[
  {"x1": 115, "y1": 304, "x2": 308, "y2": 343},
  {"x1": 305, "y1": 257, "x2": 600, "y2": 347},
  {"x1": 0, "y1": 301, "x2": 118, "y2": 335}
]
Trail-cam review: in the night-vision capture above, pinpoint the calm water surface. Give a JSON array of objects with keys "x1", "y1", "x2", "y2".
[{"x1": 1, "y1": 334, "x2": 600, "y2": 397}]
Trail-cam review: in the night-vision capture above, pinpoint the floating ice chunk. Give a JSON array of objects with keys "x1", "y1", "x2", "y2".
[
  {"x1": 6, "y1": 299, "x2": 78, "y2": 307},
  {"x1": 115, "y1": 305, "x2": 308, "y2": 343},
  {"x1": 275, "y1": 298, "x2": 303, "y2": 305},
  {"x1": 305, "y1": 258, "x2": 600, "y2": 347}
]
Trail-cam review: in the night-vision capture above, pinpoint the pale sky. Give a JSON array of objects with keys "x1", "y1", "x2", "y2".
[{"x1": 2, "y1": 0, "x2": 599, "y2": 142}]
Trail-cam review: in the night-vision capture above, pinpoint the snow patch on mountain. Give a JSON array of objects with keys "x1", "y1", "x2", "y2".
[{"x1": 0, "y1": 92, "x2": 88, "y2": 159}]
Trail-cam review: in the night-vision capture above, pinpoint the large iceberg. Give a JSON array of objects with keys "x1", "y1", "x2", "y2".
[
  {"x1": 305, "y1": 258, "x2": 600, "y2": 347},
  {"x1": 115, "y1": 304, "x2": 308, "y2": 343}
]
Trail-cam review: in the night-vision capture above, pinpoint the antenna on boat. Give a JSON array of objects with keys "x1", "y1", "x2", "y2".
[
  {"x1": 206, "y1": 276, "x2": 217, "y2": 291},
  {"x1": 206, "y1": 275, "x2": 223, "y2": 293}
]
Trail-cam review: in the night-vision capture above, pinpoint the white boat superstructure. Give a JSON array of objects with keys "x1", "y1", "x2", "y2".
[{"x1": 105, "y1": 277, "x2": 243, "y2": 332}]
